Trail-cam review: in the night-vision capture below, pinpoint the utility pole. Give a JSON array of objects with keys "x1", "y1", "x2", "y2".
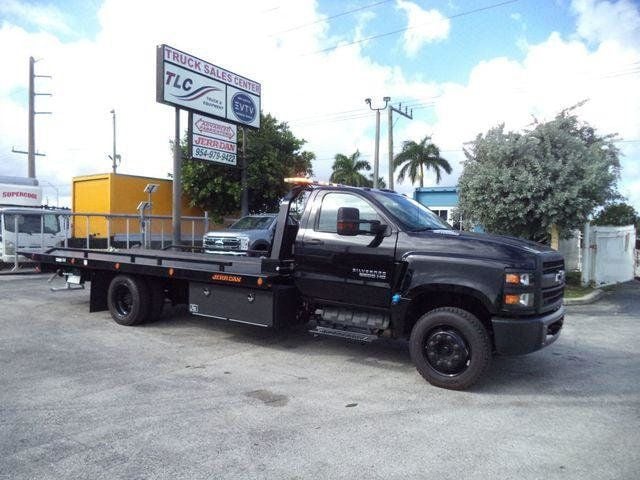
[
  {"x1": 387, "y1": 103, "x2": 413, "y2": 191},
  {"x1": 109, "y1": 109, "x2": 121, "y2": 173},
  {"x1": 28, "y1": 56, "x2": 35, "y2": 178},
  {"x1": 365, "y1": 96, "x2": 390, "y2": 189},
  {"x1": 12, "y1": 56, "x2": 51, "y2": 178}
]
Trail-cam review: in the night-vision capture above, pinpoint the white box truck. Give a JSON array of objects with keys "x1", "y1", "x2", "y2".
[{"x1": 0, "y1": 176, "x2": 67, "y2": 267}]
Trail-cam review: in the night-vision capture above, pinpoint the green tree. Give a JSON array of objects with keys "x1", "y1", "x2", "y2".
[
  {"x1": 394, "y1": 136, "x2": 452, "y2": 187},
  {"x1": 181, "y1": 113, "x2": 314, "y2": 221},
  {"x1": 330, "y1": 150, "x2": 372, "y2": 186},
  {"x1": 368, "y1": 174, "x2": 386, "y2": 189},
  {"x1": 458, "y1": 105, "x2": 621, "y2": 242},
  {"x1": 592, "y1": 202, "x2": 639, "y2": 227}
]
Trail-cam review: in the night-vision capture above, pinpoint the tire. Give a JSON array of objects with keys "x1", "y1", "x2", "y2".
[
  {"x1": 409, "y1": 307, "x2": 491, "y2": 390},
  {"x1": 107, "y1": 274, "x2": 150, "y2": 326}
]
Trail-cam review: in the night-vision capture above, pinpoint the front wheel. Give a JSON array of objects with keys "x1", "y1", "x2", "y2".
[{"x1": 409, "y1": 307, "x2": 491, "y2": 390}]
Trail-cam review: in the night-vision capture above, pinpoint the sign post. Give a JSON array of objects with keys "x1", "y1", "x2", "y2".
[
  {"x1": 156, "y1": 44, "x2": 261, "y2": 247},
  {"x1": 172, "y1": 108, "x2": 181, "y2": 247}
]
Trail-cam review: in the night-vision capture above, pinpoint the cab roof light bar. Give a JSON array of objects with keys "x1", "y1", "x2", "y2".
[{"x1": 283, "y1": 177, "x2": 339, "y2": 187}]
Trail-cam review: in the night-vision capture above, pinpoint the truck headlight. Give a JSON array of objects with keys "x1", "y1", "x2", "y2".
[
  {"x1": 240, "y1": 237, "x2": 249, "y2": 251},
  {"x1": 505, "y1": 272, "x2": 531, "y2": 286},
  {"x1": 504, "y1": 293, "x2": 534, "y2": 307},
  {"x1": 6, "y1": 241, "x2": 15, "y2": 255}
]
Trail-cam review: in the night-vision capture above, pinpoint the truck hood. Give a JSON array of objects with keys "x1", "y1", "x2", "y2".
[{"x1": 402, "y1": 229, "x2": 553, "y2": 268}]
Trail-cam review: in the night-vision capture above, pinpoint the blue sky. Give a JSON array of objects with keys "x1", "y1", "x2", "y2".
[
  {"x1": 0, "y1": 0, "x2": 639, "y2": 210},
  {"x1": 319, "y1": 0, "x2": 576, "y2": 82}
]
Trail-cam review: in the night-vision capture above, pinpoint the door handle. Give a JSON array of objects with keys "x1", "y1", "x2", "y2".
[{"x1": 303, "y1": 238, "x2": 324, "y2": 246}]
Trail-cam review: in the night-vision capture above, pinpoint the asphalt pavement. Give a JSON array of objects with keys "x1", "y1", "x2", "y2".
[{"x1": 1, "y1": 275, "x2": 639, "y2": 480}]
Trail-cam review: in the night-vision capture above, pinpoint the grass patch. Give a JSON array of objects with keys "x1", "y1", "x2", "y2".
[
  {"x1": 563, "y1": 270, "x2": 595, "y2": 299},
  {"x1": 564, "y1": 284, "x2": 594, "y2": 299}
]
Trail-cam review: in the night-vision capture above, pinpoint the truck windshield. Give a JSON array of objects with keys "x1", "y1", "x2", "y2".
[
  {"x1": 371, "y1": 192, "x2": 451, "y2": 231},
  {"x1": 230, "y1": 216, "x2": 275, "y2": 230},
  {"x1": 2, "y1": 213, "x2": 61, "y2": 234}
]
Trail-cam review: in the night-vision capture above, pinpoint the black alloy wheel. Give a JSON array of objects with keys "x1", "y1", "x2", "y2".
[
  {"x1": 423, "y1": 327, "x2": 471, "y2": 376},
  {"x1": 409, "y1": 307, "x2": 491, "y2": 390},
  {"x1": 113, "y1": 284, "x2": 134, "y2": 317}
]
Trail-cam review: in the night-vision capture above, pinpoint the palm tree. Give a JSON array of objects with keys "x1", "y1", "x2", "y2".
[
  {"x1": 394, "y1": 136, "x2": 452, "y2": 187},
  {"x1": 368, "y1": 174, "x2": 386, "y2": 189},
  {"x1": 330, "y1": 150, "x2": 372, "y2": 187}
]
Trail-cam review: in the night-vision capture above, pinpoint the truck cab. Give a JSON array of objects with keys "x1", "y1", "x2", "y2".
[
  {"x1": 277, "y1": 181, "x2": 565, "y2": 389},
  {"x1": 0, "y1": 207, "x2": 68, "y2": 265},
  {"x1": 0, "y1": 177, "x2": 68, "y2": 266}
]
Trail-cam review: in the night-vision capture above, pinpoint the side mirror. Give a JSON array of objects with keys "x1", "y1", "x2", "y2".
[{"x1": 337, "y1": 207, "x2": 360, "y2": 236}]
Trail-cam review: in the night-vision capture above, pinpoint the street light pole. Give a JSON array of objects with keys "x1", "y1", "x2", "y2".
[
  {"x1": 365, "y1": 96, "x2": 390, "y2": 189},
  {"x1": 110, "y1": 109, "x2": 119, "y2": 174},
  {"x1": 40, "y1": 180, "x2": 59, "y2": 207}
]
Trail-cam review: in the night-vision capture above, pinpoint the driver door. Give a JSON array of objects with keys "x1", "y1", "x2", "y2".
[{"x1": 294, "y1": 191, "x2": 397, "y2": 309}]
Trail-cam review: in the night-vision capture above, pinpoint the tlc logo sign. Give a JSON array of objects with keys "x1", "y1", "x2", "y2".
[
  {"x1": 157, "y1": 44, "x2": 261, "y2": 129},
  {"x1": 165, "y1": 68, "x2": 224, "y2": 102},
  {"x1": 165, "y1": 70, "x2": 193, "y2": 91}
]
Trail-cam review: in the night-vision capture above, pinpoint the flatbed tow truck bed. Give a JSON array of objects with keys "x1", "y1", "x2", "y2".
[
  {"x1": 34, "y1": 246, "x2": 276, "y2": 276},
  {"x1": 31, "y1": 246, "x2": 298, "y2": 329}
]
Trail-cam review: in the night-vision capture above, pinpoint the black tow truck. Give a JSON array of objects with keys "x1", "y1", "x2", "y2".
[{"x1": 25, "y1": 180, "x2": 565, "y2": 389}]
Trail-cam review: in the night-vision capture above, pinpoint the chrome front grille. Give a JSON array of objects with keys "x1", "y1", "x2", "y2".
[
  {"x1": 541, "y1": 257, "x2": 565, "y2": 308},
  {"x1": 543, "y1": 259, "x2": 564, "y2": 275},
  {"x1": 204, "y1": 236, "x2": 241, "y2": 250}
]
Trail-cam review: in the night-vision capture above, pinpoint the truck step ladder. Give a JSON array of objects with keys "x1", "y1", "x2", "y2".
[
  {"x1": 48, "y1": 271, "x2": 85, "y2": 292},
  {"x1": 309, "y1": 325, "x2": 378, "y2": 343}
]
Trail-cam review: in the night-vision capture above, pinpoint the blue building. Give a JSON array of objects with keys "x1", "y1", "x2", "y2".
[{"x1": 413, "y1": 186, "x2": 460, "y2": 226}]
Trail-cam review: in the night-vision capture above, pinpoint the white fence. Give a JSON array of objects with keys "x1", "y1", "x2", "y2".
[
  {"x1": 580, "y1": 224, "x2": 636, "y2": 287},
  {"x1": 0, "y1": 209, "x2": 210, "y2": 271}
]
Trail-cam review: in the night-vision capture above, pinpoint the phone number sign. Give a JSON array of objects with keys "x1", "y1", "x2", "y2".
[
  {"x1": 188, "y1": 113, "x2": 238, "y2": 166},
  {"x1": 157, "y1": 44, "x2": 260, "y2": 129}
]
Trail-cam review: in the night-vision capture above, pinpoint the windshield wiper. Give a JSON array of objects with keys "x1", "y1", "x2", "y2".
[{"x1": 410, "y1": 226, "x2": 437, "y2": 232}]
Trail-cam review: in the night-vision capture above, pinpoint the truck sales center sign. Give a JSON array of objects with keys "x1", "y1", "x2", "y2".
[
  {"x1": 156, "y1": 44, "x2": 261, "y2": 129},
  {"x1": 189, "y1": 113, "x2": 238, "y2": 166}
]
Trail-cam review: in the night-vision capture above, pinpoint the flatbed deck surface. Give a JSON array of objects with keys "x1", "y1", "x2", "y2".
[{"x1": 33, "y1": 247, "x2": 269, "y2": 276}]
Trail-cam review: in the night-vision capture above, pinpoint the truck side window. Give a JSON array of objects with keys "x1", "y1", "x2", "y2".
[
  {"x1": 290, "y1": 190, "x2": 311, "y2": 221},
  {"x1": 44, "y1": 214, "x2": 61, "y2": 234},
  {"x1": 316, "y1": 193, "x2": 381, "y2": 233}
]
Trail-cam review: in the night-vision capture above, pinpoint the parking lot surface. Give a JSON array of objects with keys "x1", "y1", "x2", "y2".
[{"x1": 1, "y1": 275, "x2": 639, "y2": 480}]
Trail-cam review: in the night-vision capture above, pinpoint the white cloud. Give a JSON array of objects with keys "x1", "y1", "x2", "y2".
[
  {"x1": 395, "y1": 0, "x2": 450, "y2": 56},
  {"x1": 0, "y1": 0, "x2": 72, "y2": 36},
  {"x1": 572, "y1": 0, "x2": 640, "y2": 46}
]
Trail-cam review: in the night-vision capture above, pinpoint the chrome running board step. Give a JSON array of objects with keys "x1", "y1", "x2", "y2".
[{"x1": 309, "y1": 325, "x2": 378, "y2": 343}]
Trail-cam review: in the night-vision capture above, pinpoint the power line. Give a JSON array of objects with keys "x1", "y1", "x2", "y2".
[
  {"x1": 288, "y1": 59, "x2": 640, "y2": 127},
  {"x1": 306, "y1": 0, "x2": 519, "y2": 56},
  {"x1": 288, "y1": 96, "x2": 441, "y2": 126},
  {"x1": 271, "y1": 0, "x2": 394, "y2": 36}
]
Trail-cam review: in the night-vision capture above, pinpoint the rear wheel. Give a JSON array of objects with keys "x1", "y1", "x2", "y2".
[
  {"x1": 409, "y1": 307, "x2": 491, "y2": 390},
  {"x1": 107, "y1": 275, "x2": 150, "y2": 326}
]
